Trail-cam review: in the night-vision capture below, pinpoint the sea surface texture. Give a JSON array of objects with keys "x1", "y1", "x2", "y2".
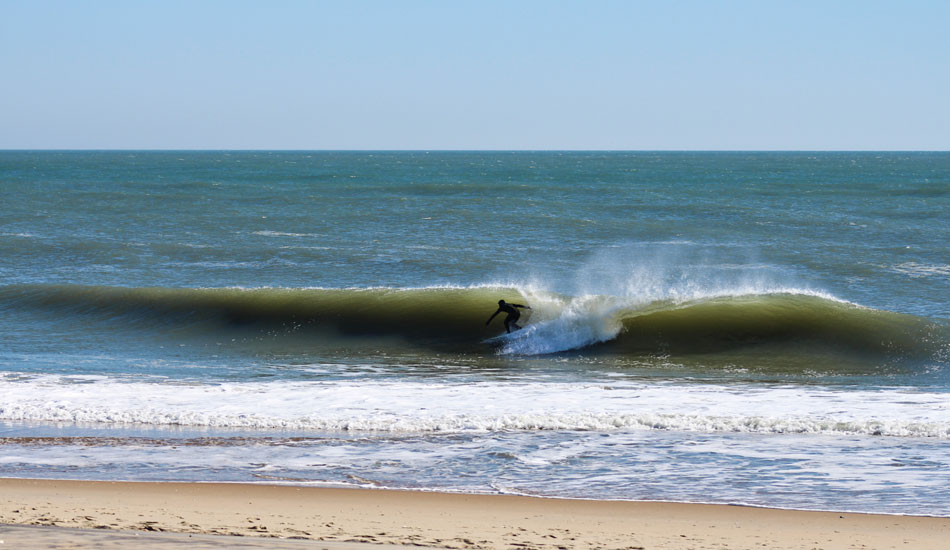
[{"x1": 1, "y1": 151, "x2": 948, "y2": 515}]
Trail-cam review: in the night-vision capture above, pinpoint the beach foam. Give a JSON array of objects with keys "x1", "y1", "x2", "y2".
[{"x1": 1, "y1": 376, "x2": 947, "y2": 438}]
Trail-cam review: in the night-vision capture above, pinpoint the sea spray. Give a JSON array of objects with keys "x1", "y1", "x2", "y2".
[
  {"x1": 498, "y1": 244, "x2": 850, "y2": 355},
  {"x1": 496, "y1": 295, "x2": 627, "y2": 355}
]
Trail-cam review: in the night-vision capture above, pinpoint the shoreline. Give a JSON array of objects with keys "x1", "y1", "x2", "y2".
[{"x1": 3, "y1": 478, "x2": 949, "y2": 549}]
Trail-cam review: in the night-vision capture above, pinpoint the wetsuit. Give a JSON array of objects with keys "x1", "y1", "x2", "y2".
[{"x1": 486, "y1": 300, "x2": 530, "y2": 333}]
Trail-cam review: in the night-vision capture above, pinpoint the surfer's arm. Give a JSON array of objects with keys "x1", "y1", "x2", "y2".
[
  {"x1": 486, "y1": 309, "x2": 501, "y2": 325},
  {"x1": 512, "y1": 303, "x2": 530, "y2": 309}
]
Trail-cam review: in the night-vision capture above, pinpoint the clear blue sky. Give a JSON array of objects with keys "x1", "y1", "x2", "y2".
[{"x1": 1, "y1": 1, "x2": 947, "y2": 150}]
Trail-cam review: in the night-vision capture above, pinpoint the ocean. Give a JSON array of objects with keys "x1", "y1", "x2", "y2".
[{"x1": 1, "y1": 151, "x2": 947, "y2": 516}]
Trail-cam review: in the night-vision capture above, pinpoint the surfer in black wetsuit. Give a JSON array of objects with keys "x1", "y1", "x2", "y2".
[{"x1": 486, "y1": 299, "x2": 531, "y2": 333}]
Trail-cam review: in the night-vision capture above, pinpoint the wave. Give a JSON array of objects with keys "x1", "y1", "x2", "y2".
[
  {"x1": 1, "y1": 284, "x2": 946, "y2": 360},
  {"x1": 500, "y1": 291, "x2": 944, "y2": 358},
  {"x1": 2, "y1": 406, "x2": 946, "y2": 438},
  {"x1": 1, "y1": 377, "x2": 948, "y2": 439},
  {"x1": 0, "y1": 283, "x2": 515, "y2": 346}
]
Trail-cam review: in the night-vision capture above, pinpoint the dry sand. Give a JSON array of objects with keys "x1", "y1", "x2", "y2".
[{"x1": 1, "y1": 478, "x2": 948, "y2": 549}]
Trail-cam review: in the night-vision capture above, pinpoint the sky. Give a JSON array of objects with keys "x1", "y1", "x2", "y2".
[{"x1": 1, "y1": 1, "x2": 947, "y2": 150}]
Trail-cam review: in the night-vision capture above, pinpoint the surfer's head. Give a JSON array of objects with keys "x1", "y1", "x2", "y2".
[{"x1": 498, "y1": 299, "x2": 506, "y2": 306}]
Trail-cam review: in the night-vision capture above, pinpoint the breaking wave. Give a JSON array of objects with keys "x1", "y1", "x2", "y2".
[
  {"x1": 1, "y1": 377, "x2": 948, "y2": 438},
  {"x1": 0, "y1": 284, "x2": 946, "y2": 359}
]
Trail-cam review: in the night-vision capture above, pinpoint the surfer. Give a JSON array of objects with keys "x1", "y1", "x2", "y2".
[{"x1": 486, "y1": 299, "x2": 531, "y2": 333}]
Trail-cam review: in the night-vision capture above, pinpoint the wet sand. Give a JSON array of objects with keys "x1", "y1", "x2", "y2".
[
  {"x1": 2, "y1": 478, "x2": 948, "y2": 549},
  {"x1": 0, "y1": 524, "x2": 393, "y2": 549}
]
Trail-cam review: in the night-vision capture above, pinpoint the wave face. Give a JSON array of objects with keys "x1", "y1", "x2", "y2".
[
  {"x1": 0, "y1": 284, "x2": 513, "y2": 347},
  {"x1": 1, "y1": 284, "x2": 946, "y2": 363}
]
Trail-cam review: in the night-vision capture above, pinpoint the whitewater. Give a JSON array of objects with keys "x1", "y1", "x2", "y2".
[{"x1": 3, "y1": 374, "x2": 948, "y2": 437}]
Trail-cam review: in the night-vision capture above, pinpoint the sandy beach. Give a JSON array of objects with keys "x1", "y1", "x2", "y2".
[{"x1": 1, "y1": 479, "x2": 948, "y2": 549}]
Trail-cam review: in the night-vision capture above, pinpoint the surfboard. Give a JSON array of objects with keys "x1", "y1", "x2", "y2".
[
  {"x1": 483, "y1": 305, "x2": 532, "y2": 343},
  {"x1": 484, "y1": 327, "x2": 521, "y2": 342},
  {"x1": 483, "y1": 320, "x2": 531, "y2": 344},
  {"x1": 483, "y1": 332, "x2": 517, "y2": 347}
]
